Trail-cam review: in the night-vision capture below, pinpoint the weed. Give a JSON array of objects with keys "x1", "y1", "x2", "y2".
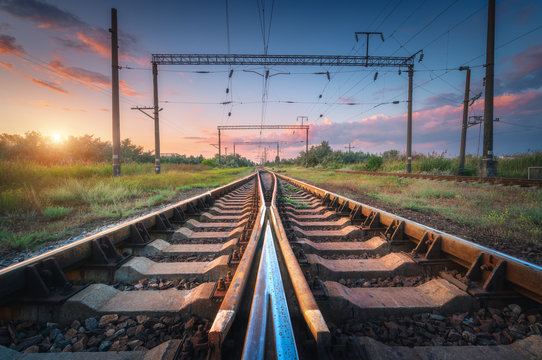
[
  {"x1": 280, "y1": 197, "x2": 309, "y2": 208},
  {"x1": 148, "y1": 195, "x2": 164, "y2": 206},
  {"x1": 416, "y1": 186, "x2": 458, "y2": 199},
  {"x1": 41, "y1": 206, "x2": 72, "y2": 220},
  {"x1": 0, "y1": 189, "x2": 25, "y2": 213}
]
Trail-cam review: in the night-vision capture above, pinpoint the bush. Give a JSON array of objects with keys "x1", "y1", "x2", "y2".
[
  {"x1": 364, "y1": 156, "x2": 383, "y2": 171},
  {"x1": 202, "y1": 159, "x2": 218, "y2": 167}
]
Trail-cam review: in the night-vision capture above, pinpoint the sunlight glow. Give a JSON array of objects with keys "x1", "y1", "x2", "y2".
[{"x1": 52, "y1": 134, "x2": 62, "y2": 143}]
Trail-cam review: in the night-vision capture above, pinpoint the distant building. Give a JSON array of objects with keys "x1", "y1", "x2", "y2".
[{"x1": 161, "y1": 153, "x2": 181, "y2": 157}]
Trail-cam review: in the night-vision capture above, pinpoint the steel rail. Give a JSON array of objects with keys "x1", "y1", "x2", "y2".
[
  {"x1": 269, "y1": 172, "x2": 331, "y2": 354},
  {"x1": 242, "y1": 220, "x2": 298, "y2": 360},
  {"x1": 312, "y1": 168, "x2": 542, "y2": 187},
  {"x1": 0, "y1": 172, "x2": 257, "y2": 299},
  {"x1": 274, "y1": 172, "x2": 542, "y2": 303},
  {"x1": 208, "y1": 172, "x2": 266, "y2": 359}
]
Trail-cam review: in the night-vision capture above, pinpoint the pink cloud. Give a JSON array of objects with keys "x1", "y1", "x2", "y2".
[
  {"x1": 76, "y1": 32, "x2": 109, "y2": 58},
  {"x1": 46, "y1": 57, "x2": 140, "y2": 97},
  {"x1": 338, "y1": 97, "x2": 356, "y2": 104},
  {"x1": 30, "y1": 77, "x2": 68, "y2": 94},
  {"x1": 0, "y1": 34, "x2": 25, "y2": 55},
  {"x1": 0, "y1": 60, "x2": 12, "y2": 69},
  {"x1": 506, "y1": 44, "x2": 542, "y2": 81}
]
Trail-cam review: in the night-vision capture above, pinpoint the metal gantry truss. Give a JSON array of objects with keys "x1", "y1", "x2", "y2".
[
  {"x1": 150, "y1": 52, "x2": 419, "y2": 170},
  {"x1": 218, "y1": 125, "x2": 309, "y2": 166},
  {"x1": 151, "y1": 54, "x2": 414, "y2": 68}
]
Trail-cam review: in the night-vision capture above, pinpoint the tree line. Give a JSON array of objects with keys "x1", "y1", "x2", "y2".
[
  {"x1": 277, "y1": 141, "x2": 398, "y2": 170},
  {"x1": 0, "y1": 132, "x2": 253, "y2": 167}
]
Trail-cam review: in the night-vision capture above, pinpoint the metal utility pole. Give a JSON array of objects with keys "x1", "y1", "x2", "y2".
[
  {"x1": 110, "y1": 8, "x2": 121, "y2": 177},
  {"x1": 218, "y1": 129, "x2": 221, "y2": 165},
  {"x1": 345, "y1": 143, "x2": 355, "y2": 153},
  {"x1": 152, "y1": 62, "x2": 161, "y2": 174},
  {"x1": 305, "y1": 127, "x2": 309, "y2": 168},
  {"x1": 406, "y1": 65, "x2": 413, "y2": 173},
  {"x1": 276, "y1": 142, "x2": 280, "y2": 164},
  {"x1": 131, "y1": 104, "x2": 163, "y2": 171},
  {"x1": 297, "y1": 115, "x2": 308, "y2": 125},
  {"x1": 459, "y1": 67, "x2": 471, "y2": 175},
  {"x1": 481, "y1": 0, "x2": 497, "y2": 177}
]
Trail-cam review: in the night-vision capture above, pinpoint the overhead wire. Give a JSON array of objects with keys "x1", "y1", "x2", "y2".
[{"x1": 331, "y1": 0, "x2": 479, "y2": 121}]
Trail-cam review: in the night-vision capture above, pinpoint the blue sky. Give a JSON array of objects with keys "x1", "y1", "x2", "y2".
[{"x1": 0, "y1": 0, "x2": 541, "y2": 160}]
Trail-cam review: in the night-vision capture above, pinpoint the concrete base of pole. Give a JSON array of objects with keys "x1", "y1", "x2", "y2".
[{"x1": 479, "y1": 158, "x2": 498, "y2": 178}]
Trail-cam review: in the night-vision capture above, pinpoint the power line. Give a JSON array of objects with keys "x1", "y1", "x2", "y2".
[
  {"x1": 499, "y1": 120, "x2": 542, "y2": 131},
  {"x1": 375, "y1": 0, "x2": 403, "y2": 30},
  {"x1": 461, "y1": 24, "x2": 542, "y2": 66},
  {"x1": 394, "y1": 0, "x2": 459, "y2": 53}
]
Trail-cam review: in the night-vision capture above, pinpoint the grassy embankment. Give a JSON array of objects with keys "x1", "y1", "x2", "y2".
[
  {"x1": 334, "y1": 152, "x2": 542, "y2": 178},
  {"x1": 275, "y1": 167, "x2": 542, "y2": 244},
  {"x1": 0, "y1": 162, "x2": 253, "y2": 251}
]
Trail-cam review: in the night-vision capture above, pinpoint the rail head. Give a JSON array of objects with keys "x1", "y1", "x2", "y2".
[
  {"x1": 274, "y1": 171, "x2": 542, "y2": 303},
  {"x1": 208, "y1": 171, "x2": 266, "y2": 357},
  {"x1": 269, "y1": 171, "x2": 331, "y2": 348}
]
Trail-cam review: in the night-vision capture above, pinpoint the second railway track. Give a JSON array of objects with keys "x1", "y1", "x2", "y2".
[{"x1": 0, "y1": 169, "x2": 541, "y2": 359}]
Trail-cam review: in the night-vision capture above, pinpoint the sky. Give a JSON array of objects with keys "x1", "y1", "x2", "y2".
[{"x1": 0, "y1": 0, "x2": 541, "y2": 162}]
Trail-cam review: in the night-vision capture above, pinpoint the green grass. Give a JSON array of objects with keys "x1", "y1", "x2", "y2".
[
  {"x1": 0, "y1": 161, "x2": 253, "y2": 251},
  {"x1": 0, "y1": 228, "x2": 78, "y2": 251},
  {"x1": 41, "y1": 206, "x2": 72, "y2": 220},
  {"x1": 377, "y1": 152, "x2": 542, "y2": 178},
  {"x1": 279, "y1": 167, "x2": 542, "y2": 244},
  {"x1": 280, "y1": 196, "x2": 309, "y2": 208},
  {"x1": 415, "y1": 185, "x2": 458, "y2": 199}
]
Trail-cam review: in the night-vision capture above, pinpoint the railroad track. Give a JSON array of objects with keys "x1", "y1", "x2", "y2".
[
  {"x1": 0, "y1": 169, "x2": 541, "y2": 359},
  {"x1": 311, "y1": 168, "x2": 542, "y2": 187}
]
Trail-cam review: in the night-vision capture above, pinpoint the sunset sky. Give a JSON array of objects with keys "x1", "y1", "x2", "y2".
[{"x1": 0, "y1": 0, "x2": 541, "y2": 161}]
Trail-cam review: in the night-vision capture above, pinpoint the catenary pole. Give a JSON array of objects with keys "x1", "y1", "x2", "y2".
[
  {"x1": 481, "y1": 0, "x2": 497, "y2": 177},
  {"x1": 459, "y1": 67, "x2": 471, "y2": 174},
  {"x1": 406, "y1": 66, "x2": 413, "y2": 173},
  {"x1": 152, "y1": 62, "x2": 161, "y2": 174},
  {"x1": 110, "y1": 8, "x2": 121, "y2": 177}
]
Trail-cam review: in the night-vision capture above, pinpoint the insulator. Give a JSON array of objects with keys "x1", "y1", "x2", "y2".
[
  {"x1": 228, "y1": 112, "x2": 231, "y2": 116},
  {"x1": 419, "y1": 53, "x2": 424, "y2": 62},
  {"x1": 226, "y1": 88, "x2": 229, "y2": 93},
  {"x1": 398, "y1": 69, "x2": 402, "y2": 76},
  {"x1": 319, "y1": 94, "x2": 322, "y2": 99},
  {"x1": 374, "y1": 72, "x2": 379, "y2": 81},
  {"x1": 319, "y1": 114, "x2": 323, "y2": 118},
  {"x1": 229, "y1": 69, "x2": 234, "y2": 78},
  {"x1": 326, "y1": 71, "x2": 330, "y2": 81}
]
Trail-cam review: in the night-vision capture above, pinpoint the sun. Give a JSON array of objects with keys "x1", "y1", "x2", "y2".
[{"x1": 52, "y1": 134, "x2": 62, "y2": 143}]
